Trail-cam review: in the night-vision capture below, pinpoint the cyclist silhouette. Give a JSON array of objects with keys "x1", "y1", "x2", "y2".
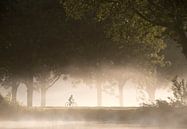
[
  {"x1": 68, "y1": 94, "x2": 74, "y2": 104},
  {"x1": 65, "y1": 94, "x2": 76, "y2": 107}
]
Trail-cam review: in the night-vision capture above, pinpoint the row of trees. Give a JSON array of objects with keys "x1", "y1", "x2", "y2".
[
  {"x1": 63, "y1": 0, "x2": 187, "y2": 105},
  {"x1": 0, "y1": 0, "x2": 186, "y2": 107}
]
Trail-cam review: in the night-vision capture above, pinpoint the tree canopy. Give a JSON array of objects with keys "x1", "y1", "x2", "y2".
[
  {"x1": 0, "y1": 0, "x2": 186, "y2": 107},
  {"x1": 63, "y1": 0, "x2": 187, "y2": 57}
]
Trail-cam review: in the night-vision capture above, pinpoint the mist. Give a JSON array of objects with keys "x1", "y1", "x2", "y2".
[{"x1": 1, "y1": 0, "x2": 187, "y2": 129}]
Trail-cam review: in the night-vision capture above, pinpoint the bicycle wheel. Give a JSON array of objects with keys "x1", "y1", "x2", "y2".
[{"x1": 65, "y1": 102, "x2": 70, "y2": 107}]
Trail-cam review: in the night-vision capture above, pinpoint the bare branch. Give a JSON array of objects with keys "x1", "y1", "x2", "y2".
[
  {"x1": 47, "y1": 74, "x2": 61, "y2": 89},
  {"x1": 134, "y1": 7, "x2": 174, "y2": 29}
]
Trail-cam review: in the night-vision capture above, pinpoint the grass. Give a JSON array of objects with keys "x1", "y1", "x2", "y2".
[{"x1": 0, "y1": 95, "x2": 187, "y2": 127}]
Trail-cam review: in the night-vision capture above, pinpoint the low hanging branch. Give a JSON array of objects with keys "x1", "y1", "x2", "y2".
[{"x1": 47, "y1": 74, "x2": 61, "y2": 89}]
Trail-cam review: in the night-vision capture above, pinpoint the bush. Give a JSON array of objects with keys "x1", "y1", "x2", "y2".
[
  {"x1": 171, "y1": 76, "x2": 187, "y2": 106},
  {"x1": 0, "y1": 94, "x2": 9, "y2": 110},
  {"x1": 155, "y1": 100, "x2": 171, "y2": 109}
]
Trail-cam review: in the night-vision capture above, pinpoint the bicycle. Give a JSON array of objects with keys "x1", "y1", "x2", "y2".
[{"x1": 65, "y1": 101, "x2": 77, "y2": 107}]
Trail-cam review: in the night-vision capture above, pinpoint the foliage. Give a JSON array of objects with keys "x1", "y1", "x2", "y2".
[
  {"x1": 170, "y1": 76, "x2": 187, "y2": 106},
  {"x1": 62, "y1": 1, "x2": 172, "y2": 101},
  {"x1": 0, "y1": 0, "x2": 134, "y2": 106},
  {"x1": 0, "y1": 94, "x2": 4, "y2": 104},
  {"x1": 133, "y1": 0, "x2": 187, "y2": 55},
  {"x1": 155, "y1": 100, "x2": 171, "y2": 110},
  {"x1": 62, "y1": 0, "x2": 187, "y2": 105},
  {"x1": 0, "y1": 93, "x2": 11, "y2": 109},
  {"x1": 141, "y1": 99, "x2": 173, "y2": 111},
  {"x1": 63, "y1": 0, "x2": 187, "y2": 58},
  {"x1": 141, "y1": 76, "x2": 187, "y2": 108},
  {"x1": 0, "y1": 0, "x2": 186, "y2": 107},
  {"x1": 63, "y1": 0, "x2": 165, "y2": 64}
]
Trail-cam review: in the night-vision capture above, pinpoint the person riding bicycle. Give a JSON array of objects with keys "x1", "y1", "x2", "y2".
[{"x1": 68, "y1": 94, "x2": 74, "y2": 106}]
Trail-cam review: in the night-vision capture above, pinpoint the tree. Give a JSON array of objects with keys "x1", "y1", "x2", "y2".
[
  {"x1": 1, "y1": 0, "x2": 177, "y2": 108},
  {"x1": 35, "y1": 67, "x2": 61, "y2": 107},
  {"x1": 1, "y1": 0, "x2": 120, "y2": 107},
  {"x1": 0, "y1": 0, "x2": 70, "y2": 107},
  {"x1": 0, "y1": 73, "x2": 20, "y2": 104},
  {"x1": 65, "y1": 64, "x2": 105, "y2": 106},
  {"x1": 171, "y1": 76, "x2": 187, "y2": 105},
  {"x1": 103, "y1": 64, "x2": 149, "y2": 106},
  {"x1": 63, "y1": 0, "x2": 166, "y2": 55},
  {"x1": 133, "y1": 0, "x2": 187, "y2": 56},
  {"x1": 0, "y1": 67, "x2": 20, "y2": 104},
  {"x1": 62, "y1": 2, "x2": 186, "y2": 104},
  {"x1": 63, "y1": 0, "x2": 186, "y2": 58}
]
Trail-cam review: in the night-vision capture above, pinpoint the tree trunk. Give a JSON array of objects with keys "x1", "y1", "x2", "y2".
[
  {"x1": 97, "y1": 81, "x2": 102, "y2": 106},
  {"x1": 147, "y1": 86, "x2": 156, "y2": 102},
  {"x1": 27, "y1": 84, "x2": 33, "y2": 107},
  {"x1": 119, "y1": 85, "x2": 123, "y2": 106},
  {"x1": 11, "y1": 84, "x2": 18, "y2": 104},
  {"x1": 176, "y1": 27, "x2": 187, "y2": 57},
  {"x1": 180, "y1": 35, "x2": 187, "y2": 57},
  {"x1": 41, "y1": 86, "x2": 46, "y2": 107},
  {"x1": 118, "y1": 80, "x2": 127, "y2": 107}
]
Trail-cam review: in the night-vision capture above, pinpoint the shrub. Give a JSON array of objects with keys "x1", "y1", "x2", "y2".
[{"x1": 170, "y1": 76, "x2": 187, "y2": 106}]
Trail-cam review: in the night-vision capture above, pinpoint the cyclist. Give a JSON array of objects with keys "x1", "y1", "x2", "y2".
[{"x1": 68, "y1": 94, "x2": 74, "y2": 106}]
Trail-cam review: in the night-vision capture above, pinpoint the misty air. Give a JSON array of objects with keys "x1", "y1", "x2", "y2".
[{"x1": 0, "y1": 0, "x2": 187, "y2": 129}]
